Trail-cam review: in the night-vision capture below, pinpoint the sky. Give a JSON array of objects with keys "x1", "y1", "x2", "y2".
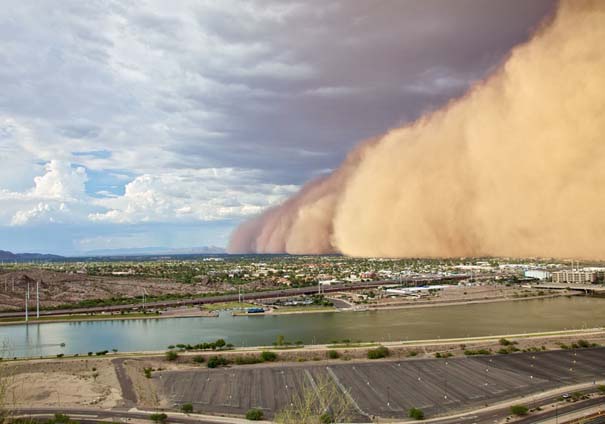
[{"x1": 0, "y1": 0, "x2": 555, "y2": 255}]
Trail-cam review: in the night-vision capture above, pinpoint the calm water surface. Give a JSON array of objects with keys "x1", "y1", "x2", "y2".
[{"x1": 1, "y1": 296, "x2": 604, "y2": 358}]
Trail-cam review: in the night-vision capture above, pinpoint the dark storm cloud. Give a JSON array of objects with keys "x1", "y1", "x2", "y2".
[
  {"x1": 0, "y1": 0, "x2": 556, "y2": 252},
  {"x1": 175, "y1": 0, "x2": 556, "y2": 180}
]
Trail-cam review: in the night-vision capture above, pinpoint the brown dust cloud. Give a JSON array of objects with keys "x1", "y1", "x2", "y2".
[{"x1": 229, "y1": 0, "x2": 605, "y2": 259}]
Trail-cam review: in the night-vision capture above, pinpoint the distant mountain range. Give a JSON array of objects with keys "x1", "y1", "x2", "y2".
[
  {"x1": 0, "y1": 250, "x2": 64, "y2": 261},
  {"x1": 80, "y1": 246, "x2": 226, "y2": 257}
]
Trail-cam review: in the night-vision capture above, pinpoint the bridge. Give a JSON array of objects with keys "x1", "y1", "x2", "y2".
[{"x1": 535, "y1": 282, "x2": 605, "y2": 294}]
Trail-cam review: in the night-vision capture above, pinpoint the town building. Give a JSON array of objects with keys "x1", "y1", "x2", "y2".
[
  {"x1": 524, "y1": 269, "x2": 551, "y2": 280},
  {"x1": 551, "y1": 270, "x2": 603, "y2": 284}
]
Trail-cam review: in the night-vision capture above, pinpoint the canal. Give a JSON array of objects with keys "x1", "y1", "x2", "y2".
[{"x1": 0, "y1": 295, "x2": 603, "y2": 358}]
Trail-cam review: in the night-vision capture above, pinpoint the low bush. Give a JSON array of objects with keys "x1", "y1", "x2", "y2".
[
  {"x1": 235, "y1": 355, "x2": 263, "y2": 365},
  {"x1": 464, "y1": 349, "x2": 491, "y2": 356},
  {"x1": 150, "y1": 412, "x2": 168, "y2": 423},
  {"x1": 192, "y1": 356, "x2": 205, "y2": 364},
  {"x1": 327, "y1": 350, "x2": 340, "y2": 359},
  {"x1": 510, "y1": 405, "x2": 529, "y2": 416},
  {"x1": 367, "y1": 346, "x2": 389, "y2": 359},
  {"x1": 181, "y1": 403, "x2": 193, "y2": 413},
  {"x1": 260, "y1": 351, "x2": 278, "y2": 362},
  {"x1": 409, "y1": 407, "x2": 424, "y2": 420},
  {"x1": 245, "y1": 408, "x2": 264, "y2": 421},
  {"x1": 165, "y1": 350, "x2": 178, "y2": 361},
  {"x1": 207, "y1": 355, "x2": 230, "y2": 368}
]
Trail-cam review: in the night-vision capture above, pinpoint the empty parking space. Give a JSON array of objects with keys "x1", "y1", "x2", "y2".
[{"x1": 156, "y1": 347, "x2": 605, "y2": 420}]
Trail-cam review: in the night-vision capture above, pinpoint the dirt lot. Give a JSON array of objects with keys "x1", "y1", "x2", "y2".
[
  {"x1": 0, "y1": 269, "x2": 233, "y2": 311},
  {"x1": 3, "y1": 357, "x2": 121, "y2": 408}
]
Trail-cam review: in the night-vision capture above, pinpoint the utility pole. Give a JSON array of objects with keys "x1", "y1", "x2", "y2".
[
  {"x1": 36, "y1": 280, "x2": 40, "y2": 319},
  {"x1": 25, "y1": 283, "x2": 29, "y2": 322}
]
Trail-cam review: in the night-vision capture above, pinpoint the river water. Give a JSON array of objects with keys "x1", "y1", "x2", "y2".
[{"x1": 1, "y1": 296, "x2": 603, "y2": 358}]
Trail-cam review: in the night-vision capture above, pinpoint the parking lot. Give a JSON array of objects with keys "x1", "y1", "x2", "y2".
[{"x1": 156, "y1": 347, "x2": 605, "y2": 420}]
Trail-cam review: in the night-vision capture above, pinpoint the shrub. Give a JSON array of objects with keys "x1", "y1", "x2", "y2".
[
  {"x1": 56, "y1": 353, "x2": 64, "y2": 358},
  {"x1": 150, "y1": 412, "x2": 168, "y2": 423},
  {"x1": 144, "y1": 367, "x2": 152, "y2": 378},
  {"x1": 207, "y1": 355, "x2": 229, "y2": 368},
  {"x1": 577, "y1": 339, "x2": 590, "y2": 348},
  {"x1": 260, "y1": 351, "x2": 278, "y2": 362},
  {"x1": 597, "y1": 385, "x2": 605, "y2": 393},
  {"x1": 245, "y1": 408, "x2": 264, "y2": 421},
  {"x1": 409, "y1": 408, "x2": 424, "y2": 420},
  {"x1": 320, "y1": 412, "x2": 334, "y2": 423},
  {"x1": 165, "y1": 350, "x2": 178, "y2": 361},
  {"x1": 367, "y1": 346, "x2": 389, "y2": 359},
  {"x1": 96, "y1": 350, "x2": 109, "y2": 356},
  {"x1": 51, "y1": 413, "x2": 72, "y2": 424},
  {"x1": 327, "y1": 350, "x2": 340, "y2": 359},
  {"x1": 192, "y1": 356, "x2": 205, "y2": 364},
  {"x1": 407, "y1": 350, "x2": 418, "y2": 357},
  {"x1": 235, "y1": 355, "x2": 263, "y2": 365},
  {"x1": 510, "y1": 405, "x2": 529, "y2": 416},
  {"x1": 181, "y1": 403, "x2": 193, "y2": 413},
  {"x1": 464, "y1": 349, "x2": 491, "y2": 356}
]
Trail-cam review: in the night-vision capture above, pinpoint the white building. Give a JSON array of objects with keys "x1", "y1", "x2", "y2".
[{"x1": 524, "y1": 269, "x2": 551, "y2": 280}]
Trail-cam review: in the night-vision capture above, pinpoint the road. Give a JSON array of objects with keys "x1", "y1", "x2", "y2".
[
  {"x1": 112, "y1": 358, "x2": 138, "y2": 407},
  {"x1": 0, "y1": 275, "x2": 467, "y2": 319},
  {"x1": 13, "y1": 407, "x2": 246, "y2": 424}
]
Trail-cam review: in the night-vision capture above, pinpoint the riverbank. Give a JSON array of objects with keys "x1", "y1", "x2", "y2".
[
  {"x1": 0, "y1": 307, "x2": 218, "y2": 326},
  {"x1": 5, "y1": 327, "x2": 605, "y2": 421},
  {"x1": 0, "y1": 287, "x2": 580, "y2": 325}
]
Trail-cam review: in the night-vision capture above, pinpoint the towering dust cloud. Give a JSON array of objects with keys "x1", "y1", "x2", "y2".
[{"x1": 229, "y1": 1, "x2": 605, "y2": 259}]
